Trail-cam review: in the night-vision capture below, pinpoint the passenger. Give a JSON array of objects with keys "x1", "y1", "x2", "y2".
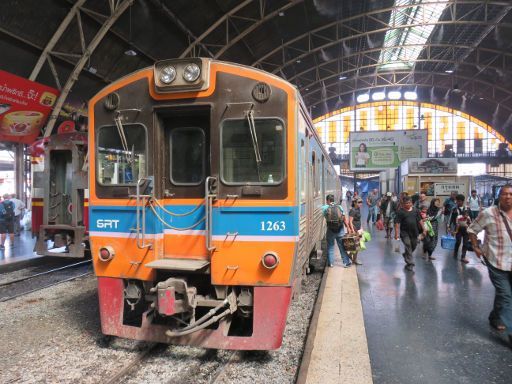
[
  {"x1": 422, "y1": 198, "x2": 442, "y2": 260},
  {"x1": 467, "y1": 189, "x2": 482, "y2": 220},
  {"x1": 394, "y1": 196, "x2": 424, "y2": 271},
  {"x1": 10, "y1": 193, "x2": 25, "y2": 236},
  {"x1": 380, "y1": 192, "x2": 397, "y2": 239},
  {"x1": 449, "y1": 194, "x2": 470, "y2": 264},
  {"x1": 443, "y1": 191, "x2": 457, "y2": 226},
  {"x1": 366, "y1": 188, "x2": 380, "y2": 225},
  {"x1": 322, "y1": 194, "x2": 352, "y2": 268},
  {"x1": 346, "y1": 198, "x2": 364, "y2": 265},
  {"x1": 0, "y1": 193, "x2": 16, "y2": 249},
  {"x1": 346, "y1": 190, "x2": 353, "y2": 207},
  {"x1": 414, "y1": 192, "x2": 429, "y2": 211},
  {"x1": 468, "y1": 184, "x2": 512, "y2": 346}
]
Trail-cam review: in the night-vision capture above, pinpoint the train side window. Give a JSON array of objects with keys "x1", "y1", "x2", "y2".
[
  {"x1": 96, "y1": 124, "x2": 146, "y2": 185},
  {"x1": 311, "y1": 151, "x2": 318, "y2": 198},
  {"x1": 300, "y1": 140, "x2": 305, "y2": 202},
  {"x1": 170, "y1": 127, "x2": 205, "y2": 185},
  {"x1": 221, "y1": 118, "x2": 284, "y2": 184}
]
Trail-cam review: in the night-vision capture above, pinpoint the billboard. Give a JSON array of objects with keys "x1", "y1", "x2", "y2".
[
  {"x1": 0, "y1": 70, "x2": 59, "y2": 144},
  {"x1": 349, "y1": 130, "x2": 427, "y2": 171},
  {"x1": 434, "y1": 182, "x2": 467, "y2": 196}
]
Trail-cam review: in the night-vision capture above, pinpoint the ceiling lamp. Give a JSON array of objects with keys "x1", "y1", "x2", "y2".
[
  {"x1": 372, "y1": 92, "x2": 386, "y2": 101},
  {"x1": 388, "y1": 91, "x2": 402, "y2": 100},
  {"x1": 404, "y1": 91, "x2": 418, "y2": 100},
  {"x1": 124, "y1": 4, "x2": 137, "y2": 57},
  {"x1": 356, "y1": 94, "x2": 370, "y2": 103}
]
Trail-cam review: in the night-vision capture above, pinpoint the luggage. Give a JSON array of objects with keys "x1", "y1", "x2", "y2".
[
  {"x1": 341, "y1": 234, "x2": 360, "y2": 253},
  {"x1": 441, "y1": 235, "x2": 456, "y2": 250}
]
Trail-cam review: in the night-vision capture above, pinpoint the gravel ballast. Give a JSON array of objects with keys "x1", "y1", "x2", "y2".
[{"x1": 0, "y1": 262, "x2": 323, "y2": 383}]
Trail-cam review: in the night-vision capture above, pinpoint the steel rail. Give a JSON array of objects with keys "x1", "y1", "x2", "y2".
[
  {"x1": 0, "y1": 260, "x2": 91, "y2": 287},
  {"x1": 0, "y1": 271, "x2": 92, "y2": 302}
]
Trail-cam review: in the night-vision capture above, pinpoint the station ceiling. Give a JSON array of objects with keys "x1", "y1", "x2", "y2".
[{"x1": 1, "y1": 0, "x2": 512, "y2": 140}]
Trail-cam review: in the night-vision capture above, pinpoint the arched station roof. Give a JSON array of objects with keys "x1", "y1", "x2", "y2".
[{"x1": 1, "y1": 0, "x2": 511, "y2": 140}]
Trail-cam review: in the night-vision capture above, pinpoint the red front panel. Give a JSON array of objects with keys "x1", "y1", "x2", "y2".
[{"x1": 97, "y1": 277, "x2": 292, "y2": 350}]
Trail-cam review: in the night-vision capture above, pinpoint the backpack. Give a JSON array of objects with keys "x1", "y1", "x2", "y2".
[
  {"x1": 0, "y1": 200, "x2": 15, "y2": 220},
  {"x1": 325, "y1": 203, "x2": 344, "y2": 232}
]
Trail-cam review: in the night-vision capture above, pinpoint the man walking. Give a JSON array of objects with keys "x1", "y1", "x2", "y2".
[
  {"x1": 449, "y1": 194, "x2": 470, "y2": 263},
  {"x1": 0, "y1": 193, "x2": 16, "y2": 249},
  {"x1": 323, "y1": 194, "x2": 352, "y2": 268},
  {"x1": 10, "y1": 193, "x2": 25, "y2": 236},
  {"x1": 380, "y1": 192, "x2": 397, "y2": 239},
  {"x1": 394, "y1": 196, "x2": 424, "y2": 271},
  {"x1": 468, "y1": 184, "x2": 512, "y2": 347},
  {"x1": 467, "y1": 189, "x2": 482, "y2": 221},
  {"x1": 366, "y1": 188, "x2": 379, "y2": 224}
]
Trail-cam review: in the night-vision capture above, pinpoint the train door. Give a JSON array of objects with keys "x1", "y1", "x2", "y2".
[
  {"x1": 158, "y1": 107, "x2": 210, "y2": 259},
  {"x1": 306, "y1": 136, "x2": 315, "y2": 253}
]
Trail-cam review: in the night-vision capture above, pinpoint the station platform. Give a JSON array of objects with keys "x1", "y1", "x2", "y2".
[
  {"x1": 0, "y1": 230, "x2": 40, "y2": 272},
  {"x1": 301, "y1": 219, "x2": 512, "y2": 384}
]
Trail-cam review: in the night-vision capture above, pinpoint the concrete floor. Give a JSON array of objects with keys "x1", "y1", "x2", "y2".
[
  {"x1": 358, "y1": 220, "x2": 512, "y2": 384},
  {"x1": 0, "y1": 230, "x2": 38, "y2": 268}
]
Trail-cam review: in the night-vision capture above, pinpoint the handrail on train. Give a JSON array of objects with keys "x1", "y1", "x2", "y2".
[
  {"x1": 205, "y1": 176, "x2": 217, "y2": 253},
  {"x1": 135, "y1": 177, "x2": 152, "y2": 250}
]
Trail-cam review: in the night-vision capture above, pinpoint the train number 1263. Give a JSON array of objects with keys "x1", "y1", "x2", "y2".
[{"x1": 260, "y1": 220, "x2": 286, "y2": 231}]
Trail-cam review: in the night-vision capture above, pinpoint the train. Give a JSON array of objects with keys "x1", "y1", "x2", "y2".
[
  {"x1": 88, "y1": 58, "x2": 341, "y2": 350},
  {"x1": 30, "y1": 122, "x2": 89, "y2": 258}
]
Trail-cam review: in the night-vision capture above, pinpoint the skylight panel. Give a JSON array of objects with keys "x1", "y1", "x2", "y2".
[{"x1": 378, "y1": 0, "x2": 449, "y2": 70}]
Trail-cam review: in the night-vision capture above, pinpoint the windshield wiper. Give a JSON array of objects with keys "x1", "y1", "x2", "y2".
[
  {"x1": 246, "y1": 109, "x2": 262, "y2": 165},
  {"x1": 113, "y1": 109, "x2": 140, "y2": 164}
]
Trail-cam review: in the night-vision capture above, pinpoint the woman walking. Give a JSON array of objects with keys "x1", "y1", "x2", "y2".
[{"x1": 423, "y1": 198, "x2": 442, "y2": 260}]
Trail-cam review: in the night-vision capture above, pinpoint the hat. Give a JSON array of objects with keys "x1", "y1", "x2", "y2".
[{"x1": 386, "y1": 192, "x2": 392, "y2": 197}]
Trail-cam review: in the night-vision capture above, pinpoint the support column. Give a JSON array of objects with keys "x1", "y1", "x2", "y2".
[{"x1": 15, "y1": 143, "x2": 25, "y2": 202}]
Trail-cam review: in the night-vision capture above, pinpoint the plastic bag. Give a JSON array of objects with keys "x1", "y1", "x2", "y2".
[
  {"x1": 375, "y1": 219, "x2": 384, "y2": 231},
  {"x1": 359, "y1": 238, "x2": 367, "y2": 250},
  {"x1": 362, "y1": 231, "x2": 372, "y2": 242},
  {"x1": 394, "y1": 239, "x2": 401, "y2": 253}
]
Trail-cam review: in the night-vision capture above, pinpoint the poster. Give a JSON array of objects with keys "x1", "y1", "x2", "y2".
[
  {"x1": 420, "y1": 181, "x2": 435, "y2": 196},
  {"x1": 0, "y1": 70, "x2": 59, "y2": 144},
  {"x1": 408, "y1": 158, "x2": 457, "y2": 174},
  {"x1": 349, "y1": 130, "x2": 427, "y2": 171}
]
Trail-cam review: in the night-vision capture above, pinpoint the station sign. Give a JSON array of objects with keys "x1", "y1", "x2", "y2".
[
  {"x1": 0, "y1": 70, "x2": 59, "y2": 144},
  {"x1": 349, "y1": 130, "x2": 427, "y2": 171},
  {"x1": 434, "y1": 182, "x2": 467, "y2": 196}
]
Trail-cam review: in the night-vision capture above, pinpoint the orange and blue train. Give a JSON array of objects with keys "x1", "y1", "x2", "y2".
[{"x1": 88, "y1": 58, "x2": 341, "y2": 350}]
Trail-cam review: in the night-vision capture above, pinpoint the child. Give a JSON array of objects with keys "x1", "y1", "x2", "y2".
[{"x1": 456, "y1": 209, "x2": 472, "y2": 230}]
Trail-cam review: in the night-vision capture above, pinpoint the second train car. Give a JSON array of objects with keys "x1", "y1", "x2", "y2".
[{"x1": 88, "y1": 58, "x2": 341, "y2": 350}]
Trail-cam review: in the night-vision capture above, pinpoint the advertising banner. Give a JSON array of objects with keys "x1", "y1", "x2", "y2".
[
  {"x1": 0, "y1": 70, "x2": 59, "y2": 144},
  {"x1": 434, "y1": 183, "x2": 467, "y2": 196},
  {"x1": 350, "y1": 130, "x2": 427, "y2": 171}
]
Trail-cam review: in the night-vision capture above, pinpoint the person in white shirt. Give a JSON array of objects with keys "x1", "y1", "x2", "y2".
[
  {"x1": 467, "y1": 189, "x2": 482, "y2": 220},
  {"x1": 10, "y1": 194, "x2": 25, "y2": 236},
  {"x1": 355, "y1": 143, "x2": 370, "y2": 167}
]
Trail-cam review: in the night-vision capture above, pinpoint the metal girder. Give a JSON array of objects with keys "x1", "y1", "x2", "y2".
[
  {"x1": 43, "y1": 0, "x2": 134, "y2": 138},
  {"x1": 288, "y1": 43, "x2": 512, "y2": 85},
  {"x1": 0, "y1": 26, "x2": 109, "y2": 84},
  {"x1": 249, "y1": 0, "x2": 512, "y2": 74},
  {"x1": 304, "y1": 70, "x2": 512, "y2": 115},
  {"x1": 212, "y1": 0, "x2": 303, "y2": 59},
  {"x1": 147, "y1": 0, "x2": 215, "y2": 58},
  {"x1": 29, "y1": 0, "x2": 87, "y2": 81}
]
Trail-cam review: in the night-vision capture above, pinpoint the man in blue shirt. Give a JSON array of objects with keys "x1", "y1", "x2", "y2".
[{"x1": 322, "y1": 194, "x2": 352, "y2": 268}]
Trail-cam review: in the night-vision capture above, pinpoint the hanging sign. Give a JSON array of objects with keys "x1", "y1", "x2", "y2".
[{"x1": 0, "y1": 70, "x2": 59, "y2": 144}]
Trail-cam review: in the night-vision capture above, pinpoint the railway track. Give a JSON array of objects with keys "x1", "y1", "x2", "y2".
[{"x1": 0, "y1": 261, "x2": 93, "y2": 302}]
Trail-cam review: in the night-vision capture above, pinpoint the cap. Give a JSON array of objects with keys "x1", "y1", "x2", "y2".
[{"x1": 386, "y1": 192, "x2": 392, "y2": 197}]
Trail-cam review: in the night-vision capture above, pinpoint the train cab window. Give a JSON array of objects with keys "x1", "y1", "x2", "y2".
[
  {"x1": 97, "y1": 124, "x2": 146, "y2": 185},
  {"x1": 221, "y1": 118, "x2": 284, "y2": 184},
  {"x1": 170, "y1": 127, "x2": 205, "y2": 185}
]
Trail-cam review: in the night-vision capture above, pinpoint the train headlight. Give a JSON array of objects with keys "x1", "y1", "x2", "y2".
[
  {"x1": 98, "y1": 246, "x2": 115, "y2": 262},
  {"x1": 183, "y1": 63, "x2": 201, "y2": 82},
  {"x1": 261, "y1": 252, "x2": 280, "y2": 270},
  {"x1": 160, "y1": 66, "x2": 176, "y2": 84}
]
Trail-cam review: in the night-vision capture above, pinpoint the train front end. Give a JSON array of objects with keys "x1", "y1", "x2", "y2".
[{"x1": 89, "y1": 59, "x2": 300, "y2": 350}]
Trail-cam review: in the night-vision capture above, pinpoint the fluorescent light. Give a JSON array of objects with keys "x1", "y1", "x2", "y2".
[
  {"x1": 388, "y1": 91, "x2": 402, "y2": 100},
  {"x1": 339, "y1": 75, "x2": 347, "y2": 80},
  {"x1": 296, "y1": 59, "x2": 301, "y2": 63},
  {"x1": 124, "y1": 49, "x2": 137, "y2": 56},
  {"x1": 357, "y1": 94, "x2": 370, "y2": 103},
  {"x1": 278, "y1": 11, "x2": 285, "y2": 16},
  {"x1": 445, "y1": 69, "x2": 454, "y2": 74},
  {"x1": 372, "y1": 92, "x2": 386, "y2": 101},
  {"x1": 404, "y1": 91, "x2": 417, "y2": 100}
]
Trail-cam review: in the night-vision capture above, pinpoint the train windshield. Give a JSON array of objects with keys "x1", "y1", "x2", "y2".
[
  {"x1": 222, "y1": 118, "x2": 284, "y2": 184},
  {"x1": 170, "y1": 127, "x2": 205, "y2": 185},
  {"x1": 96, "y1": 124, "x2": 146, "y2": 185}
]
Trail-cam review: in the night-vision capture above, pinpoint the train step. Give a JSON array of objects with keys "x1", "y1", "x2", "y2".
[{"x1": 145, "y1": 258, "x2": 210, "y2": 271}]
